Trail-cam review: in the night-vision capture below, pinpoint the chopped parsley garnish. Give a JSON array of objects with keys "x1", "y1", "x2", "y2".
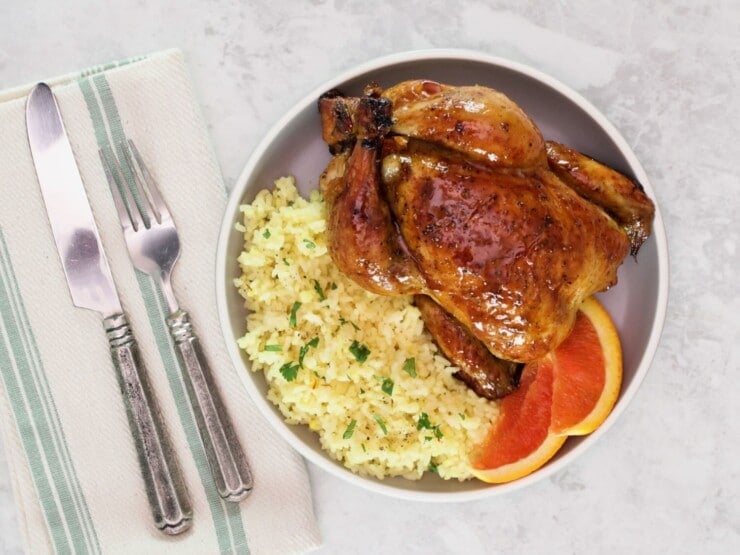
[
  {"x1": 349, "y1": 340, "x2": 371, "y2": 363},
  {"x1": 342, "y1": 419, "x2": 357, "y2": 440},
  {"x1": 298, "y1": 345, "x2": 309, "y2": 366},
  {"x1": 417, "y1": 412, "x2": 443, "y2": 439},
  {"x1": 402, "y1": 357, "x2": 417, "y2": 377},
  {"x1": 279, "y1": 362, "x2": 300, "y2": 382},
  {"x1": 282, "y1": 257, "x2": 290, "y2": 266},
  {"x1": 312, "y1": 279, "x2": 326, "y2": 300},
  {"x1": 428, "y1": 461, "x2": 439, "y2": 475},
  {"x1": 458, "y1": 412, "x2": 466, "y2": 420},
  {"x1": 361, "y1": 443, "x2": 366, "y2": 452},
  {"x1": 330, "y1": 282, "x2": 338, "y2": 290},
  {"x1": 381, "y1": 377, "x2": 394, "y2": 396},
  {"x1": 262, "y1": 229, "x2": 271, "y2": 239},
  {"x1": 289, "y1": 301, "x2": 301, "y2": 327},
  {"x1": 339, "y1": 317, "x2": 360, "y2": 331},
  {"x1": 417, "y1": 412, "x2": 432, "y2": 430},
  {"x1": 373, "y1": 415, "x2": 388, "y2": 435},
  {"x1": 263, "y1": 344, "x2": 282, "y2": 352},
  {"x1": 299, "y1": 337, "x2": 319, "y2": 367},
  {"x1": 303, "y1": 238, "x2": 316, "y2": 249}
]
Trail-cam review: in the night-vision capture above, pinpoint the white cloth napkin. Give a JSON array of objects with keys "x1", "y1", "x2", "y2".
[{"x1": 0, "y1": 49, "x2": 321, "y2": 554}]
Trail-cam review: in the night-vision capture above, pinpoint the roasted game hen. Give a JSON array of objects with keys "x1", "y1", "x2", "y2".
[{"x1": 318, "y1": 80, "x2": 654, "y2": 399}]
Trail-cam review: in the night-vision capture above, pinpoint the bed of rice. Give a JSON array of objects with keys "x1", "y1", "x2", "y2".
[{"x1": 235, "y1": 176, "x2": 498, "y2": 480}]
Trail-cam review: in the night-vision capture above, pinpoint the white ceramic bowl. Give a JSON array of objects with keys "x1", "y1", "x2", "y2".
[{"x1": 216, "y1": 49, "x2": 669, "y2": 502}]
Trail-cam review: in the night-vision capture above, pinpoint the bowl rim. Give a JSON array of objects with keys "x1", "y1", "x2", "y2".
[{"x1": 216, "y1": 48, "x2": 670, "y2": 502}]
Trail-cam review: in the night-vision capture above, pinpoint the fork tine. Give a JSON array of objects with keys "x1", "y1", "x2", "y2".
[
  {"x1": 119, "y1": 140, "x2": 157, "y2": 226},
  {"x1": 125, "y1": 140, "x2": 171, "y2": 223},
  {"x1": 99, "y1": 148, "x2": 143, "y2": 232}
]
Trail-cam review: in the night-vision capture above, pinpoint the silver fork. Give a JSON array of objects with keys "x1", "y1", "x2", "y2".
[{"x1": 100, "y1": 140, "x2": 253, "y2": 502}]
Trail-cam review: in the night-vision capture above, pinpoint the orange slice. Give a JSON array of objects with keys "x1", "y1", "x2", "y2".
[
  {"x1": 470, "y1": 362, "x2": 567, "y2": 484},
  {"x1": 550, "y1": 296, "x2": 623, "y2": 435},
  {"x1": 470, "y1": 296, "x2": 623, "y2": 484}
]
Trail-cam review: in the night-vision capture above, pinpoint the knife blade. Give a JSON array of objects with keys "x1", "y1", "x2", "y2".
[{"x1": 26, "y1": 83, "x2": 192, "y2": 535}]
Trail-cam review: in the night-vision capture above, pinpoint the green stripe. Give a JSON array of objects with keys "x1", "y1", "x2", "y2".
[
  {"x1": 1, "y1": 230, "x2": 100, "y2": 553},
  {"x1": 10, "y1": 278, "x2": 101, "y2": 549},
  {"x1": 0, "y1": 230, "x2": 99, "y2": 553},
  {"x1": 142, "y1": 275, "x2": 249, "y2": 554},
  {"x1": 0, "y1": 229, "x2": 99, "y2": 553},
  {"x1": 78, "y1": 79, "x2": 110, "y2": 150},
  {"x1": 78, "y1": 73, "x2": 250, "y2": 553},
  {"x1": 136, "y1": 273, "x2": 234, "y2": 553},
  {"x1": 92, "y1": 73, "x2": 250, "y2": 554},
  {"x1": 0, "y1": 274, "x2": 69, "y2": 552},
  {"x1": 78, "y1": 80, "x2": 131, "y2": 225},
  {"x1": 92, "y1": 75, "x2": 148, "y2": 222}
]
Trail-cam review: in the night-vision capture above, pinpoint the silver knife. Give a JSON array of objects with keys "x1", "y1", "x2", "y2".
[{"x1": 25, "y1": 83, "x2": 192, "y2": 535}]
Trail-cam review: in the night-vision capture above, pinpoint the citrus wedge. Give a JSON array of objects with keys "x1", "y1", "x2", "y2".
[
  {"x1": 471, "y1": 362, "x2": 567, "y2": 484},
  {"x1": 550, "y1": 296, "x2": 623, "y2": 435},
  {"x1": 470, "y1": 296, "x2": 623, "y2": 484}
]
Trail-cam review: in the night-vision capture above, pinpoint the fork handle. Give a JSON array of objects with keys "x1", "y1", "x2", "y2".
[
  {"x1": 167, "y1": 310, "x2": 253, "y2": 502},
  {"x1": 104, "y1": 313, "x2": 192, "y2": 534}
]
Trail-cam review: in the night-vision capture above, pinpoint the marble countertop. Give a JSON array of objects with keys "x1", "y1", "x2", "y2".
[{"x1": 1, "y1": 1, "x2": 738, "y2": 553}]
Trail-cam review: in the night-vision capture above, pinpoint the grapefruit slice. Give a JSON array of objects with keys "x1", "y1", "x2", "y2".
[
  {"x1": 470, "y1": 362, "x2": 567, "y2": 484},
  {"x1": 470, "y1": 296, "x2": 623, "y2": 484},
  {"x1": 550, "y1": 297, "x2": 623, "y2": 435}
]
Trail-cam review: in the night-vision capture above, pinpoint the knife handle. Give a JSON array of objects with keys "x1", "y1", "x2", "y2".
[
  {"x1": 167, "y1": 310, "x2": 253, "y2": 502},
  {"x1": 104, "y1": 313, "x2": 192, "y2": 535}
]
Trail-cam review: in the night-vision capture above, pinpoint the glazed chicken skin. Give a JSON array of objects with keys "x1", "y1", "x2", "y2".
[{"x1": 318, "y1": 80, "x2": 655, "y2": 399}]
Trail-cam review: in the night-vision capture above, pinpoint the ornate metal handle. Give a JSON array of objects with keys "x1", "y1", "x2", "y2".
[
  {"x1": 167, "y1": 310, "x2": 253, "y2": 501},
  {"x1": 104, "y1": 313, "x2": 192, "y2": 534}
]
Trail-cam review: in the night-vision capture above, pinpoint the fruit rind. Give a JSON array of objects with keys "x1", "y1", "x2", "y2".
[
  {"x1": 471, "y1": 432, "x2": 567, "y2": 484},
  {"x1": 552, "y1": 297, "x2": 623, "y2": 436}
]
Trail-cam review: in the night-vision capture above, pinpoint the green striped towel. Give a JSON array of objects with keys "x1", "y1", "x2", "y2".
[{"x1": 0, "y1": 49, "x2": 320, "y2": 554}]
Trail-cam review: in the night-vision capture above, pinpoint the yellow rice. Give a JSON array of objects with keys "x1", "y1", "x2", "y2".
[{"x1": 235, "y1": 176, "x2": 498, "y2": 480}]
